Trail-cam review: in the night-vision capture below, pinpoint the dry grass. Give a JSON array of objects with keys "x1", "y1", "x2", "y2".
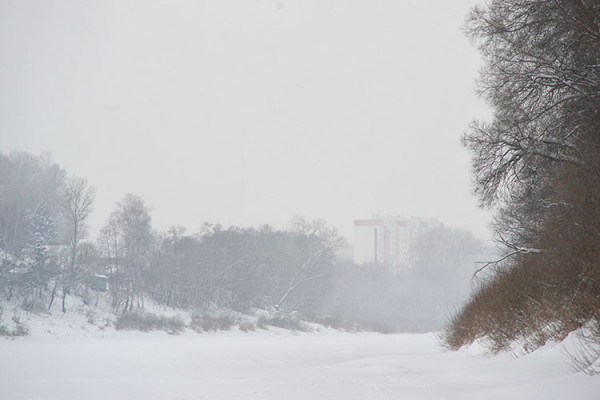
[{"x1": 115, "y1": 311, "x2": 185, "y2": 334}]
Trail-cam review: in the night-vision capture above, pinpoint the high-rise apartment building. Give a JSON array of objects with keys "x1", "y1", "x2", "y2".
[{"x1": 353, "y1": 216, "x2": 442, "y2": 271}]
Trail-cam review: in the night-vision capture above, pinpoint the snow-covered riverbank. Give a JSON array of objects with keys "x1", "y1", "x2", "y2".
[{"x1": 1, "y1": 330, "x2": 598, "y2": 400}]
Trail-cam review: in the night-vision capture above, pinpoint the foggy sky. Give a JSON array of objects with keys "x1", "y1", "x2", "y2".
[{"x1": 0, "y1": 0, "x2": 491, "y2": 242}]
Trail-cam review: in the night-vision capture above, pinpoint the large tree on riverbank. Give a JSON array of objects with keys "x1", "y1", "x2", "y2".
[{"x1": 447, "y1": 0, "x2": 600, "y2": 356}]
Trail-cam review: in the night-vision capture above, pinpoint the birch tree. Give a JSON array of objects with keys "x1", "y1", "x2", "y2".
[
  {"x1": 107, "y1": 194, "x2": 154, "y2": 312},
  {"x1": 56, "y1": 177, "x2": 95, "y2": 312}
]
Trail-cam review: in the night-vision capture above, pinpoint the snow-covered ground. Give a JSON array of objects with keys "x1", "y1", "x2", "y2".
[{"x1": 1, "y1": 328, "x2": 599, "y2": 400}]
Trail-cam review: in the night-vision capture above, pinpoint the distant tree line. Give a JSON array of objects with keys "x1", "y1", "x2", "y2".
[
  {"x1": 0, "y1": 150, "x2": 484, "y2": 332},
  {"x1": 98, "y1": 207, "x2": 344, "y2": 315}
]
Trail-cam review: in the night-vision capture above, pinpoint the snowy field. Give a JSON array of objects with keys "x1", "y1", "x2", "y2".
[{"x1": 1, "y1": 330, "x2": 599, "y2": 400}]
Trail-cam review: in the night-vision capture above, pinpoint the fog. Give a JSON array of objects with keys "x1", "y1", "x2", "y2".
[
  {"x1": 0, "y1": 0, "x2": 490, "y2": 241},
  {"x1": 1, "y1": 1, "x2": 493, "y2": 333}
]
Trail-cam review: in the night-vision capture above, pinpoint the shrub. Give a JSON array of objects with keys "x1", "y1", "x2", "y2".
[
  {"x1": 440, "y1": 247, "x2": 600, "y2": 354},
  {"x1": 257, "y1": 312, "x2": 310, "y2": 332},
  {"x1": 238, "y1": 319, "x2": 256, "y2": 332},
  {"x1": 190, "y1": 311, "x2": 236, "y2": 332},
  {"x1": 115, "y1": 311, "x2": 184, "y2": 334},
  {"x1": 0, "y1": 314, "x2": 30, "y2": 337}
]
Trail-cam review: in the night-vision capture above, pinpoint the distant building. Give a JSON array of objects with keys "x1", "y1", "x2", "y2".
[{"x1": 353, "y1": 216, "x2": 442, "y2": 271}]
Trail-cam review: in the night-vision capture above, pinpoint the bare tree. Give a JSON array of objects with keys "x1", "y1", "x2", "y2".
[
  {"x1": 103, "y1": 194, "x2": 154, "y2": 313},
  {"x1": 463, "y1": 0, "x2": 600, "y2": 254},
  {"x1": 274, "y1": 217, "x2": 346, "y2": 311},
  {"x1": 98, "y1": 212, "x2": 124, "y2": 310},
  {"x1": 55, "y1": 177, "x2": 95, "y2": 312}
]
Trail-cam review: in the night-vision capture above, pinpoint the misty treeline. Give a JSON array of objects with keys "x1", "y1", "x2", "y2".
[
  {"x1": 0, "y1": 151, "x2": 485, "y2": 333},
  {"x1": 443, "y1": 0, "x2": 600, "y2": 367},
  {"x1": 0, "y1": 152, "x2": 95, "y2": 315},
  {"x1": 335, "y1": 228, "x2": 484, "y2": 332}
]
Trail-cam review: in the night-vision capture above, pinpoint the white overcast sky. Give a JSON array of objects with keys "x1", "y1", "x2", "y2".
[{"x1": 1, "y1": 0, "x2": 491, "y2": 242}]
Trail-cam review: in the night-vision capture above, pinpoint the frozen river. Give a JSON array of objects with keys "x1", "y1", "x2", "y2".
[{"x1": 0, "y1": 331, "x2": 598, "y2": 400}]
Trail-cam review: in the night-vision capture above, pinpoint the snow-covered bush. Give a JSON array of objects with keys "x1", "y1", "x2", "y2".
[
  {"x1": 0, "y1": 309, "x2": 29, "y2": 337},
  {"x1": 115, "y1": 311, "x2": 184, "y2": 334},
  {"x1": 257, "y1": 311, "x2": 310, "y2": 332},
  {"x1": 190, "y1": 311, "x2": 236, "y2": 332}
]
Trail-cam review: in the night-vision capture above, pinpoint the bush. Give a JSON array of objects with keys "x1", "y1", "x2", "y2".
[
  {"x1": 569, "y1": 321, "x2": 600, "y2": 375},
  {"x1": 190, "y1": 311, "x2": 236, "y2": 332},
  {"x1": 301, "y1": 311, "x2": 357, "y2": 332},
  {"x1": 0, "y1": 314, "x2": 29, "y2": 337},
  {"x1": 440, "y1": 249, "x2": 599, "y2": 353},
  {"x1": 115, "y1": 311, "x2": 184, "y2": 334},
  {"x1": 257, "y1": 312, "x2": 310, "y2": 332},
  {"x1": 238, "y1": 319, "x2": 256, "y2": 332}
]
